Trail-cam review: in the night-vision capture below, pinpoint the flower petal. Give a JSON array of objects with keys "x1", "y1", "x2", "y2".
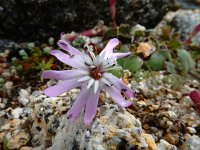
[
  {"x1": 57, "y1": 40, "x2": 81, "y2": 56},
  {"x1": 84, "y1": 88, "x2": 100, "y2": 126},
  {"x1": 67, "y1": 85, "x2": 90, "y2": 121},
  {"x1": 44, "y1": 78, "x2": 81, "y2": 97},
  {"x1": 50, "y1": 50, "x2": 87, "y2": 69},
  {"x1": 103, "y1": 85, "x2": 133, "y2": 108},
  {"x1": 78, "y1": 76, "x2": 91, "y2": 82},
  {"x1": 50, "y1": 50, "x2": 78, "y2": 68},
  {"x1": 103, "y1": 73, "x2": 135, "y2": 99},
  {"x1": 94, "y1": 80, "x2": 99, "y2": 94},
  {"x1": 41, "y1": 69, "x2": 88, "y2": 80},
  {"x1": 87, "y1": 78, "x2": 95, "y2": 89},
  {"x1": 114, "y1": 52, "x2": 131, "y2": 58},
  {"x1": 99, "y1": 38, "x2": 119, "y2": 58}
]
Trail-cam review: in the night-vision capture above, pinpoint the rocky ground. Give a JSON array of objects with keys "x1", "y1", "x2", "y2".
[{"x1": 0, "y1": 1, "x2": 200, "y2": 150}]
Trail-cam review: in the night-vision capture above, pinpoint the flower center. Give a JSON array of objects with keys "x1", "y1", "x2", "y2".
[{"x1": 90, "y1": 67, "x2": 102, "y2": 80}]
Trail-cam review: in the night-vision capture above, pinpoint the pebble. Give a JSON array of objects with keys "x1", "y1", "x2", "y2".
[
  {"x1": 157, "y1": 139, "x2": 177, "y2": 150},
  {"x1": 3, "y1": 81, "x2": 13, "y2": 95},
  {"x1": 11, "y1": 108, "x2": 23, "y2": 119},
  {"x1": 142, "y1": 133, "x2": 157, "y2": 150},
  {"x1": 19, "y1": 89, "x2": 30, "y2": 98},
  {"x1": 183, "y1": 135, "x2": 200, "y2": 150},
  {"x1": 187, "y1": 127, "x2": 196, "y2": 134},
  {"x1": 18, "y1": 97, "x2": 30, "y2": 106},
  {"x1": 165, "y1": 133, "x2": 179, "y2": 145},
  {"x1": 0, "y1": 103, "x2": 6, "y2": 109},
  {"x1": 20, "y1": 147, "x2": 33, "y2": 150}
]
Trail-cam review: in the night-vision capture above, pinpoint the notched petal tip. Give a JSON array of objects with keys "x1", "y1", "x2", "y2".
[{"x1": 57, "y1": 40, "x2": 67, "y2": 48}]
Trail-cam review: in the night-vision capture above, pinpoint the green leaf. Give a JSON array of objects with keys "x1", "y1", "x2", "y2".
[
  {"x1": 177, "y1": 49, "x2": 195, "y2": 74},
  {"x1": 104, "y1": 28, "x2": 118, "y2": 39},
  {"x1": 147, "y1": 53, "x2": 165, "y2": 71},
  {"x1": 166, "y1": 62, "x2": 177, "y2": 73},
  {"x1": 159, "y1": 50, "x2": 171, "y2": 60},
  {"x1": 118, "y1": 56, "x2": 143, "y2": 73},
  {"x1": 118, "y1": 24, "x2": 130, "y2": 35},
  {"x1": 168, "y1": 40, "x2": 181, "y2": 49},
  {"x1": 109, "y1": 67, "x2": 123, "y2": 78},
  {"x1": 191, "y1": 50, "x2": 200, "y2": 60}
]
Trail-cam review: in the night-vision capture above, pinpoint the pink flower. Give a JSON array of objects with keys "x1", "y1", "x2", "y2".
[{"x1": 42, "y1": 38, "x2": 135, "y2": 126}]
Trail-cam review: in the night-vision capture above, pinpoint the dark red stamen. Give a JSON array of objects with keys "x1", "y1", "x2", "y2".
[{"x1": 90, "y1": 68, "x2": 102, "y2": 80}]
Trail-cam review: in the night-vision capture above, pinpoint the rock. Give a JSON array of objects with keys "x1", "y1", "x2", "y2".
[
  {"x1": 187, "y1": 127, "x2": 197, "y2": 134},
  {"x1": 8, "y1": 130, "x2": 30, "y2": 149},
  {"x1": 171, "y1": 10, "x2": 200, "y2": 45},
  {"x1": 164, "y1": 133, "x2": 179, "y2": 145},
  {"x1": 157, "y1": 9, "x2": 200, "y2": 45},
  {"x1": 0, "y1": 0, "x2": 174, "y2": 41},
  {"x1": 142, "y1": 134, "x2": 157, "y2": 150},
  {"x1": 176, "y1": 0, "x2": 200, "y2": 9},
  {"x1": 0, "y1": 119, "x2": 24, "y2": 131},
  {"x1": 0, "y1": 39, "x2": 12, "y2": 51},
  {"x1": 20, "y1": 147, "x2": 33, "y2": 150},
  {"x1": 182, "y1": 135, "x2": 200, "y2": 150},
  {"x1": 50, "y1": 103, "x2": 157, "y2": 150},
  {"x1": 19, "y1": 89, "x2": 30, "y2": 98},
  {"x1": 18, "y1": 97, "x2": 30, "y2": 106},
  {"x1": 11, "y1": 108, "x2": 23, "y2": 119},
  {"x1": 18, "y1": 89, "x2": 30, "y2": 106},
  {"x1": 157, "y1": 139, "x2": 177, "y2": 150},
  {"x1": 3, "y1": 81, "x2": 13, "y2": 96}
]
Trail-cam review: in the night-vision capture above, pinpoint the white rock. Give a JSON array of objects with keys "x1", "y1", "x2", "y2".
[
  {"x1": 0, "y1": 103, "x2": 6, "y2": 109},
  {"x1": 183, "y1": 135, "x2": 200, "y2": 150},
  {"x1": 50, "y1": 103, "x2": 153, "y2": 150},
  {"x1": 19, "y1": 89, "x2": 30, "y2": 98},
  {"x1": 3, "y1": 81, "x2": 13, "y2": 96},
  {"x1": 187, "y1": 127, "x2": 196, "y2": 134},
  {"x1": 11, "y1": 108, "x2": 23, "y2": 119},
  {"x1": 157, "y1": 139, "x2": 177, "y2": 150},
  {"x1": 18, "y1": 97, "x2": 29, "y2": 106}
]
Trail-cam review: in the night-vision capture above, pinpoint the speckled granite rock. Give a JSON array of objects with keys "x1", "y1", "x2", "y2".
[
  {"x1": 0, "y1": 0, "x2": 174, "y2": 41},
  {"x1": 50, "y1": 103, "x2": 156, "y2": 150}
]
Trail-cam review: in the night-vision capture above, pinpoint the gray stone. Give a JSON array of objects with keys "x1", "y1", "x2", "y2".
[
  {"x1": 176, "y1": 0, "x2": 200, "y2": 9},
  {"x1": 183, "y1": 135, "x2": 200, "y2": 150},
  {"x1": 0, "y1": 0, "x2": 174, "y2": 41},
  {"x1": 171, "y1": 10, "x2": 200, "y2": 44},
  {"x1": 155, "y1": 9, "x2": 200, "y2": 45}
]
